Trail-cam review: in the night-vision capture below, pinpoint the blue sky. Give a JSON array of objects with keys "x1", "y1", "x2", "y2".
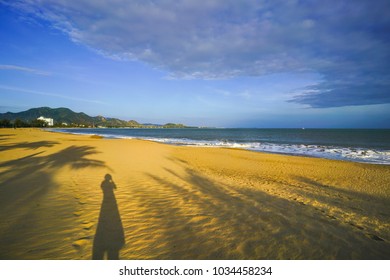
[{"x1": 0, "y1": 0, "x2": 389, "y2": 128}]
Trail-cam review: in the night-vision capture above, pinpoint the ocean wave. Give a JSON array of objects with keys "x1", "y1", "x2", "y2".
[
  {"x1": 111, "y1": 135, "x2": 390, "y2": 165},
  {"x1": 51, "y1": 129, "x2": 390, "y2": 164},
  {"x1": 149, "y1": 138, "x2": 389, "y2": 164}
]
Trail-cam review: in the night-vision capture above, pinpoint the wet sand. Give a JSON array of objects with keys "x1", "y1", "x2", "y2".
[{"x1": 0, "y1": 128, "x2": 389, "y2": 259}]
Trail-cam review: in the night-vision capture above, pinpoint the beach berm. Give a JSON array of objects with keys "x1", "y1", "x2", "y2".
[{"x1": 0, "y1": 128, "x2": 389, "y2": 259}]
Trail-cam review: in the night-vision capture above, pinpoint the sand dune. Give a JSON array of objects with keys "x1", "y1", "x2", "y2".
[{"x1": 0, "y1": 129, "x2": 389, "y2": 259}]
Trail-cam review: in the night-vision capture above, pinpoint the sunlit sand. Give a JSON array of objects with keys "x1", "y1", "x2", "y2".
[{"x1": 0, "y1": 129, "x2": 389, "y2": 259}]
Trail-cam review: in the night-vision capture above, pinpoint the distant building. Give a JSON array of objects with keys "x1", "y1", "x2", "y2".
[{"x1": 37, "y1": 116, "x2": 54, "y2": 126}]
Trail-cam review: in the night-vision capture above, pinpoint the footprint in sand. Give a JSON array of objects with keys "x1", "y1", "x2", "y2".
[
  {"x1": 348, "y1": 222, "x2": 364, "y2": 230},
  {"x1": 313, "y1": 207, "x2": 322, "y2": 212},
  {"x1": 82, "y1": 222, "x2": 94, "y2": 230},
  {"x1": 366, "y1": 233, "x2": 385, "y2": 242},
  {"x1": 72, "y1": 239, "x2": 88, "y2": 249},
  {"x1": 73, "y1": 211, "x2": 83, "y2": 217},
  {"x1": 72, "y1": 236, "x2": 93, "y2": 249}
]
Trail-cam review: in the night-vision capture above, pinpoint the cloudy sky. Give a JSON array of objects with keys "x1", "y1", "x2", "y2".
[{"x1": 0, "y1": 0, "x2": 389, "y2": 128}]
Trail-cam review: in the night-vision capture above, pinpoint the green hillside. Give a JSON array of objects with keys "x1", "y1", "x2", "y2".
[{"x1": 0, "y1": 107, "x2": 189, "y2": 128}]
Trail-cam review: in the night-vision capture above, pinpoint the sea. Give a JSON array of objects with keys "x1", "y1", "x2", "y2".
[{"x1": 51, "y1": 128, "x2": 390, "y2": 165}]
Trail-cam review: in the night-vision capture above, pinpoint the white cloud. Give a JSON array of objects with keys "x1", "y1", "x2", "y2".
[
  {"x1": 4, "y1": 0, "x2": 390, "y2": 107},
  {"x1": 301, "y1": 19, "x2": 315, "y2": 29},
  {"x1": 238, "y1": 91, "x2": 252, "y2": 100},
  {"x1": 0, "y1": 85, "x2": 104, "y2": 104},
  {"x1": 0, "y1": 64, "x2": 50, "y2": 76}
]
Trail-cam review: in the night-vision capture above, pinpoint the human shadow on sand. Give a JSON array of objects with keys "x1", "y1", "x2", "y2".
[{"x1": 93, "y1": 174, "x2": 125, "y2": 260}]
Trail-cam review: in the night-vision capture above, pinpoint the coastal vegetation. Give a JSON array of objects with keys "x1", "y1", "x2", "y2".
[{"x1": 0, "y1": 107, "x2": 191, "y2": 128}]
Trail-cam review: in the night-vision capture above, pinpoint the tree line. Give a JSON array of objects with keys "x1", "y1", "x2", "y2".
[{"x1": 0, "y1": 118, "x2": 58, "y2": 128}]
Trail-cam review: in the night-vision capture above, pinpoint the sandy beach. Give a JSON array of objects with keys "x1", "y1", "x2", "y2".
[{"x1": 0, "y1": 128, "x2": 389, "y2": 260}]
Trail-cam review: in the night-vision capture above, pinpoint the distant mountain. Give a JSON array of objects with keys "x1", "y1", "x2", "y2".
[{"x1": 0, "y1": 107, "x2": 189, "y2": 128}]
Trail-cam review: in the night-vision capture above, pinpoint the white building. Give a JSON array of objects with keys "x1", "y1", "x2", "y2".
[{"x1": 37, "y1": 116, "x2": 54, "y2": 126}]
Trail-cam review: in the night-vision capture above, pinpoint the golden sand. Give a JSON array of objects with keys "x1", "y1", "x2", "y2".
[{"x1": 0, "y1": 128, "x2": 389, "y2": 259}]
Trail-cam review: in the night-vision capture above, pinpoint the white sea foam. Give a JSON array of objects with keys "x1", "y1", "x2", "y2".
[
  {"x1": 137, "y1": 137, "x2": 390, "y2": 164},
  {"x1": 117, "y1": 136, "x2": 390, "y2": 164},
  {"x1": 51, "y1": 129, "x2": 390, "y2": 164}
]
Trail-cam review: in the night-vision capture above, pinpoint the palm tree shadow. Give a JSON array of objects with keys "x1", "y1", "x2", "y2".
[{"x1": 92, "y1": 174, "x2": 125, "y2": 260}]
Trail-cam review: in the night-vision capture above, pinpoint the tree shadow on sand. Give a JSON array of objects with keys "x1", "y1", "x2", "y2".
[
  {"x1": 0, "y1": 145, "x2": 106, "y2": 206},
  {"x1": 0, "y1": 143, "x2": 108, "y2": 259},
  {"x1": 0, "y1": 140, "x2": 59, "y2": 151},
  {"x1": 92, "y1": 174, "x2": 125, "y2": 260},
  {"x1": 136, "y1": 157, "x2": 390, "y2": 260}
]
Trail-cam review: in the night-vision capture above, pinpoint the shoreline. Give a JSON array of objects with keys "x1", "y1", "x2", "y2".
[
  {"x1": 1, "y1": 128, "x2": 389, "y2": 259},
  {"x1": 48, "y1": 127, "x2": 390, "y2": 165}
]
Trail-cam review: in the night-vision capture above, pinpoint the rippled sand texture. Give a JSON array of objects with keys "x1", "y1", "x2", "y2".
[{"x1": 0, "y1": 129, "x2": 389, "y2": 259}]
